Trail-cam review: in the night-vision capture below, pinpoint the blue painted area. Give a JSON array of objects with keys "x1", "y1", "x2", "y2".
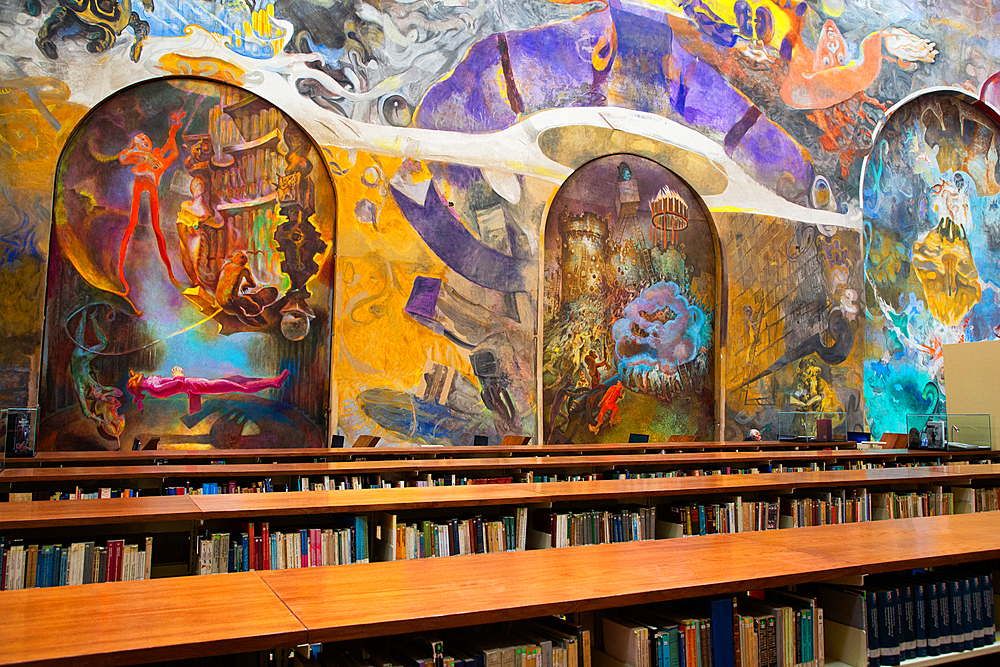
[{"x1": 136, "y1": 0, "x2": 282, "y2": 59}]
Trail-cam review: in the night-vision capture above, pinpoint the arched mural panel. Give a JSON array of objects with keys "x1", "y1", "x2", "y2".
[
  {"x1": 543, "y1": 154, "x2": 717, "y2": 443},
  {"x1": 864, "y1": 91, "x2": 1000, "y2": 437},
  {"x1": 39, "y1": 77, "x2": 336, "y2": 450}
]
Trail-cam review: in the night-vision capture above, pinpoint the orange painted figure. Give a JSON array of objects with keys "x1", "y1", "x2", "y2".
[
  {"x1": 117, "y1": 110, "x2": 186, "y2": 297},
  {"x1": 781, "y1": 20, "x2": 937, "y2": 110},
  {"x1": 589, "y1": 380, "x2": 624, "y2": 434}
]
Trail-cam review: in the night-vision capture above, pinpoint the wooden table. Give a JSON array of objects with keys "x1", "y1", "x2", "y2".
[
  {"x1": 1, "y1": 449, "x2": 989, "y2": 485},
  {"x1": 10, "y1": 441, "x2": 861, "y2": 467},
  {"x1": 0, "y1": 571, "x2": 306, "y2": 666},
  {"x1": 3, "y1": 464, "x2": 999, "y2": 529},
  {"x1": 3, "y1": 512, "x2": 1000, "y2": 665}
]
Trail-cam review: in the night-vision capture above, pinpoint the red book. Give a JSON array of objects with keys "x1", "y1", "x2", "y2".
[
  {"x1": 300, "y1": 530, "x2": 308, "y2": 568},
  {"x1": 254, "y1": 536, "x2": 263, "y2": 571},
  {"x1": 261, "y1": 523, "x2": 270, "y2": 570},
  {"x1": 107, "y1": 539, "x2": 124, "y2": 582},
  {"x1": 311, "y1": 529, "x2": 321, "y2": 567}
]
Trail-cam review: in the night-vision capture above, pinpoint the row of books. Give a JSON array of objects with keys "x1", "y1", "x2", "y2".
[
  {"x1": 528, "y1": 508, "x2": 656, "y2": 548},
  {"x1": 375, "y1": 509, "x2": 529, "y2": 560},
  {"x1": 168, "y1": 479, "x2": 275, "y2": 495},
  {"x1": 657, "y1": 486, "x2": 1000, "y2": 537},
  {"x1": 659, "y1": 498, "x2": 775, "y2": 537},
  {"x1": 870, "y1": 489, "x2": 957, "y2": 520},
  {"x1": 817, "y1": 566, "x2": 995, "y2": 665},
  {"x1": 9, "y1": 488, "x2": 142, "y2": 501},
  {"x1": 198, "y1": 522, "x2": 367, "y2": 574},
  {"x1": 1, "y1": 537, "x2": 153, "y2": 590},
  {"x1": 600, "y1": 590, "x2": 824, "y2": 667},
  {"x1": 779, "y1": 491, "x2": 872, "y2": 529},
  {"x1": 314, "y1": 615, "x2": 593, "y2": 667}
]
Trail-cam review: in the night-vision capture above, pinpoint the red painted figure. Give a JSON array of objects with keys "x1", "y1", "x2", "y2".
[
  {"x1": 127, "y1": 367, "x2": 290, "y2": 414},
  {"x1": 589, "y1": 380, "x2": 624, "y2": 434},
  {"x1": 117, "y1": 110, "x2": 186, "y2": 297}
]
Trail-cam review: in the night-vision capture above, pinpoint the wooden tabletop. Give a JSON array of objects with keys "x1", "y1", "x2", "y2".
[
  {"x1": 1, "y1": 449, "x2": 989, "y2": 484},
  {"x1": 14, "y1": 441, "x2": 859, "y2": 466},
  {"x1": 0, "y1": 571, "x2": 306, "y2": 666},
  {"x1": 4, "y1": 465, "x2": 999, "y2": 530},
  {"x1": 3, "y1": 512, "x2": 1000, "y2": 665},
  {"x1": 0, "y1": 495, "x2": 202, "y2": 530},
  {"x1": 260, "y1": 511, "x2": 1000, "y2": 644}
]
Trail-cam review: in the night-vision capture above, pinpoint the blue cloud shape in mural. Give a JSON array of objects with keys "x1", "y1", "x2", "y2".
[{"x1": 612, "y1": 281, "x2": 708, "y2": 375}]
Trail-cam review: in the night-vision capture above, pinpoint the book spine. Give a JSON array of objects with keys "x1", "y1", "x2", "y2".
[
  {"x1": 970, "y1": 576, "x2": 985, "y2": 648},
  {"x1": 949, "y1": 579, "x2": 966, "y2": 652},
  {"x1": 899, "y1": 585, "x2": 915, "y2": 660},
  {"x1": 984, "y1": 573, "x2": 995, "y2": 640},
  {"x1": 865, "y1": 590, "x2": 880, "y2": 667},
  {"x1": 913, "y1": 583, "x2": 928, "y2": 657}
]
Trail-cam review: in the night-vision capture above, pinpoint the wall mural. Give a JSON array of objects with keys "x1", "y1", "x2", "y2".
[
  {"x1": 39, "y1": 78, "x2": 335, "y2": 449},
  {"x1": 864, "y1": 92, "x2": 1000, "y2": 437},
  {"x1": 3, "y1": 0, "x2": 1000, "y2": 446},
  {"x1": 722, "y1": 212, "x2": 864, "y2": 440},
  {"x1": 543, "y1": 155, "x2": 716, "y2": 442}
]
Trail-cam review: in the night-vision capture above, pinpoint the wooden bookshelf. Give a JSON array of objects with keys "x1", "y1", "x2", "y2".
[
  {"x1": 5, "y1": 441, "x2": 861, "y2": 467},
  {"x1": 3, "y1": 512, "x2": 999, "y2": 665},
  {"x1": 3, "y1": 464, "x2": 1000, "y2": 530},
  {"x1": 2, "y1": 449, "x2": 993, "y2": 485}
]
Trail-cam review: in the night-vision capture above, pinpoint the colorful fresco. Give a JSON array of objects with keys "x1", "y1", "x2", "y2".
[
  {"x1": 863, "y1": 92, "x2": 1000, "y2": 438},
  {"x1": 39, "y1": 78, "x2": 335, "y2": 449},
  {"x1": 543, "y1": 155, "x2": 717, "y2": 442},
  {"x1": 722, "y1": 212, "x2": 864, "y2": 440},
  {"x1": 4, "y1": 0, "x2": 1000, "y2": 446}
]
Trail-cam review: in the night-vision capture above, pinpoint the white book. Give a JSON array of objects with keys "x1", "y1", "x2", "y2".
[
  {"x1": 12, "y1": 546, "x2": 25, "y2": 590},
  {"x1": 72, "y1": 543, "x2": 86, "y2": 585},
  {"x1": 199, "y1": 539, "x2": 212, "y2": 575}
]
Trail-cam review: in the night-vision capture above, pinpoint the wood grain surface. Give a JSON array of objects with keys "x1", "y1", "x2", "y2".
[
  {"x1": 0, "y1": 572, "x2": 306, "y2": 666},
  {"x1": 5, "y1": 464, "x2": 1000, "y2": 529},
  {"x1": 2, "y1": 449, "x2": 992, "y2": 483}
]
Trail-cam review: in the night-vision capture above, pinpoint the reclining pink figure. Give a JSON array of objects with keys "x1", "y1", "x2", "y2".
[{"x1": 127, "y1": 366, "x2": 290, "y2": 414}]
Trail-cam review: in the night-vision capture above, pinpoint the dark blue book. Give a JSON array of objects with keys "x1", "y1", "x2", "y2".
[
  {"x1": 949, "y1": 579, "x2": 968, "y2": 651},
  {"x1": 241, "y1": 533, "x2": 250, "y2": 572},
  {"x1": 709, "y1": 597, "x2": 736, "y2": 667},
  {"x1": 960, "y1": 577, "x2": 975, "y2": 650},
  {"x1": 876, "y1": 589, "x2": 900, "y2": 666},
  {"x1": 969, "y1": 576, "x2": 985, "y2": 648},
  {"x1": 58, "y1": 548, "x2": 68, "y2": 587},
  {"x1": 935, "y1": 579, "x2": 953, "y2": 654},
  {"x1": 866, "y1": 589, "x2": 882, "y2": 666},
  {"x1": 228, "y1": 546, "x2": 236, "y2": 573},
  {"x1": 984, "y1": 573, "x2": 995, "y2": 640},
  {"x1": 913, "y1": 581, "x2": 928, "y2": 657},
  {"x1": 52, "y1": 546, "x2": 62, "y2": 588},
  {"x1": 899, "y1": 582, "x2": 916, "y2": 660},
  {"x1": 38, "y1": 548, "x2": 50, "y2": 588}
]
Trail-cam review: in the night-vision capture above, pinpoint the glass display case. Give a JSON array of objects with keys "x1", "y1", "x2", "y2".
[
  {"x1": 1, "y1": 407, "x2": 37, "y2": 462},
  {"x1": 776, "y1": 411, "x2": 847, "y2": 441},
  {"x1": 905, "y1": 413, "x2": 992, "y2": 450}
]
